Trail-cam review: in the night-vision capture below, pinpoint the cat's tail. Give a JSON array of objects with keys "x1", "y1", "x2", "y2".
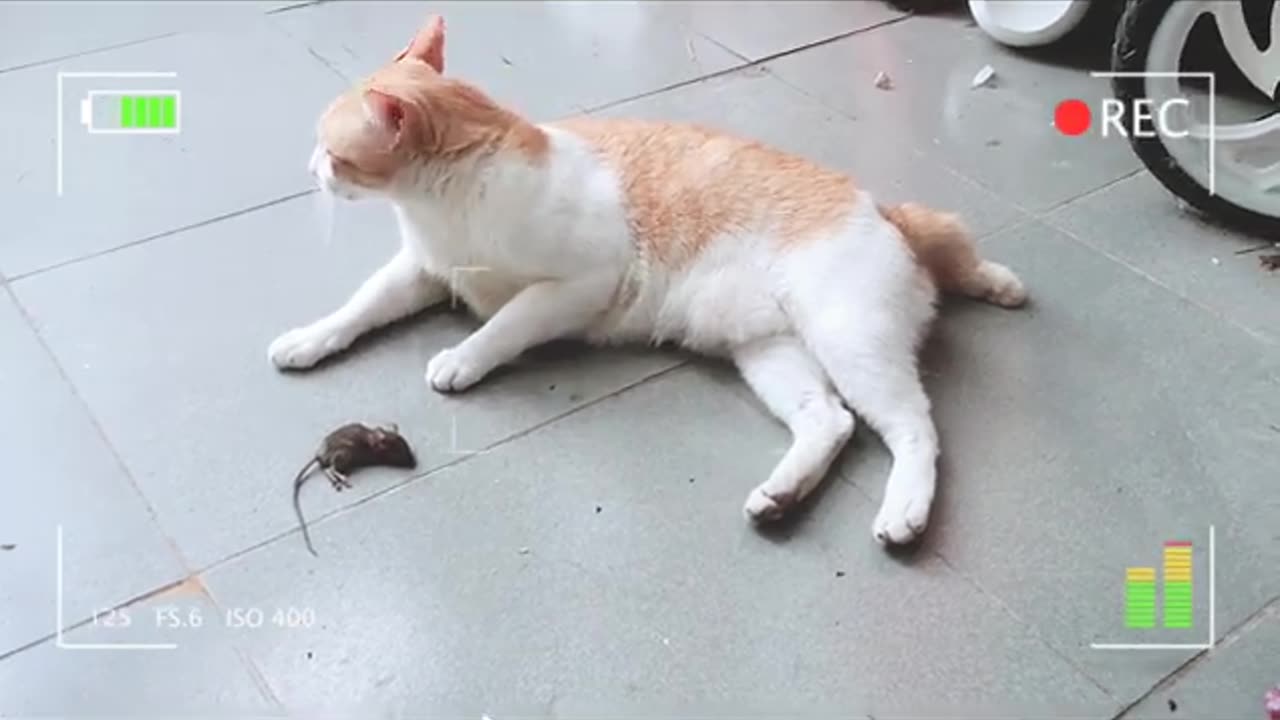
[{"x1": 877, "y1": 202, "x2": 1028, "y2": 308}]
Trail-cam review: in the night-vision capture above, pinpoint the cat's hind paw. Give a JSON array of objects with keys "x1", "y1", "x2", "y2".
[
  {"x1": 743, "y1": 485, "x2": 796, "y2": 522},
  {"x1": 871, "y1": 489, "x2": 932, "y2": 545}
]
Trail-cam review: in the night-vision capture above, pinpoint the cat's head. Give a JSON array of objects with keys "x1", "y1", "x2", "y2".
[{"x1": 309, "y1": 15, "x2": 543, "y2": 200}]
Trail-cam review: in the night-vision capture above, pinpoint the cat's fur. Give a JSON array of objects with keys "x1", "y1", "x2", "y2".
[{"x1": 268, "y1": 16, "x2": 1028, "y2": 545}]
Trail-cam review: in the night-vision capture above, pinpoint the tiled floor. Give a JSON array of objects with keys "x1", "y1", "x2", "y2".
[{"x1": 2, "y1": 1, "x2": 1278, "y2": 717}]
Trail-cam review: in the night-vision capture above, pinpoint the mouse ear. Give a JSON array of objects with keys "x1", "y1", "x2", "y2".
[{"x1": 386, "y1": 423, "x2": 399, "y2": 434}]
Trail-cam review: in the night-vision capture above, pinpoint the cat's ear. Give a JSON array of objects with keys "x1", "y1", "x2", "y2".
[
  {"x1": 395, "y1": 15, "x2": 445, "y2": 73},
  {"x1": 362, "y1": 88, "x2": 405, "y2": 144}
]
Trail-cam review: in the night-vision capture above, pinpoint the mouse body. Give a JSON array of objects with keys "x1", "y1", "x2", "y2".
[{"x1": 293, "y1": 422, "x2": 417, "y2": 556}]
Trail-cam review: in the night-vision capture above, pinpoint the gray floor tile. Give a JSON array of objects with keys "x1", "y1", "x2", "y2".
[
  {"x1": 765, "y1": 14, "x2": 1143, "y2": 213},
  {"x1": 0, "y1": 589, "x2": 279, "y2": 715},
  {"x1": 1046, "y1": 171, "x2": 1280, "y2": 345},
  {"x1": 837, "y1": 220, "x2": 1280, "y2": 699},
  {"x1": 652, "y1": 0, "x2": 906, "y2": 61},
  {"x1": 0, "y1": 20, "x2": 345, "y2": 277},
  {"x1": 0, "y1": 0, "x2": 289, "y2": 72},
  {"x1": 0, "y1": 293, "x2": 185, "y2": 656},
  {"x1": 204, "y1": 365, "x2": 1115, "y2": 717},
  {"x1": 11, "y1": 193, "x2": 679, "y2": 570},
  {"x1": 3, "y1": 2, "x2": 1275, "y2": 712},
  {"x1": 1123, "y1": 608, "x2": 1280, "y2": 719},
  {"x1": 268, "y1": 0, "x2": 741, "y2": 121},
  {"x1": 590, "y1": 65, "x2": 1026, "y2": 239}
]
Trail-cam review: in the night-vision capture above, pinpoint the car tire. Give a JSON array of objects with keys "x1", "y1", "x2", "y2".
[{"x1": 1112, "y1": 0, "x2": 1280, "y2": 236}]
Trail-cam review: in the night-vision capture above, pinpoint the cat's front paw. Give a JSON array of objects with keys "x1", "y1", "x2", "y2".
[
  {"x1": 268, "y1": 323, "x2": 352, "y2": 370},
  {"x1": 425, "y1": 346, "x2": 487, "y2": 393}
]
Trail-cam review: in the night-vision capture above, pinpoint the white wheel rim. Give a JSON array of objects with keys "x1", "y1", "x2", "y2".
[
  {"x1": 1144, "y1": 1, "x2": 1280, "y2": 220},
  {"x1": 968, "y1": 1, "x2": 1091, "y2": 47}
]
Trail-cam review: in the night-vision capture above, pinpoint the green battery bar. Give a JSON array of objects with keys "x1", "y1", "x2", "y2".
[
  {"x1": 1125, "y1": 567, "x2": 1157, "y2": 629},
  {"x1": 120, "y1": 95, "x2": 177, "y2": 129},
  {"x1": 81, "y1": 90, "x2": 180, "y2": 134}
]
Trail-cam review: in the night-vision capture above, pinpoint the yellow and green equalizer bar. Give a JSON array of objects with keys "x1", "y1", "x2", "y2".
[{"x1": 1125, "y1": 540, "x2": 1193, "y2": 629}]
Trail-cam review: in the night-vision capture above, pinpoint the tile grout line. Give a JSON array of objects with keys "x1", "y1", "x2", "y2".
[
  {"x1": 1035, "y1": 167, "x2": 1145, "y2": 217},
  {"x1": 579, "y1": 13, "x2": 915, "y2": 116},
  {"x1": 1049, "y1": 221, "x2": 1278, "y2": 348},
  {"x1": 8, "y1": 188, "x2": 317, "y2": 283},
  {"x1": 0, "y1": 358, "x2": 690, "y2": 664},
  {"x1": 193, "y1": 576, "x2": 287, "y2": 712},
  {"x1": 0, "y1": 33, "x2": 181, "y2": 76},
  {"x1": 6, "y1": 15, "x2": 913, "y2": 279},
  {"x1": 0, "y1": 1, "x2": 323, "y2": 76},
  {"x1": 0, "y1": 560, "x2": 192, "y2": 663},
  {"x1": 263, "y1": 0, "x2": 324, "y2": 16},
  {"x1": 930, "y1": 551, "x2": 1122, "y2": 706},
  {"x1": 191, "y1": 359, "x2": 691, "y2": 577},
  {"x1": 302, "y1": 43, "x2": 350, "y2": 84},
  {"x1": 10, "y1": 12, "x2": 913, "y2": 280},
  {"x1": 752, "y1": 34, "x2": 1154, "y2": 246},
  {"x1": 764, "y1": 52, "x2": 1147, "y2": 234},
  {"x1": 1110, "y1": 594, "x2": 1280, "y2": 719},
  {"x1": 2, "y1": 282, "x2": 197, "y2": 574}
]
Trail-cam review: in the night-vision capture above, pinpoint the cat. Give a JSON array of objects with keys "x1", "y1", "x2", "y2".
[{"x1": 268, "y1": 15, "x2": 1028, "y2": 546}]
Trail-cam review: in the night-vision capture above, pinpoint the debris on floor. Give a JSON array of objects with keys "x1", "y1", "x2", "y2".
[
  {"x1": 1260, "y1": 253, "x2": 1280, "y2": 271},
  {"x1": 1211, "y1": 257, "x2": 1221, "y2": 266},
  {"x1": 500, "y1": 55, "x2": 513, "y2": 67},
  {"x1": 873, "y1": 71, "x2": 893, "y2": 90},
  {"x1": 970, "y1": 64, "x2": 997, "y2": 89},
  {"x1": 518, "y1": 546, "x2": 530, "y2": 555},
  {"x1": 1167, "y1": 698, "x2": 1177, "y2": 712},
  {"x1": 985, "y1": 139, "x2": 1002, "y2": 147},
  {"x1": 595, "y1": 505, "x2": 602, "y2": 513},
  {"x1": 835, "y1": 570, "x2": 846, "y2": 578},
  {"x1": 0, "y1": 543, "x2": 15, "y2": 551}
]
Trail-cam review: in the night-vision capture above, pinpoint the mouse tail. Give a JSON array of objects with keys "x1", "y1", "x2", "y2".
[
  {"x1": 292, "y1": 457, "x2": 319, "y2": 490},
  {"x1": 293, "y1": 458, "x2": 321, "y2": 557}
]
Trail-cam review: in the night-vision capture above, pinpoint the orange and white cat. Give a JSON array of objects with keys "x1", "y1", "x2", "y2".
[{"x1": 268, "y1": 16, "x2": 1027, "y2": 545}]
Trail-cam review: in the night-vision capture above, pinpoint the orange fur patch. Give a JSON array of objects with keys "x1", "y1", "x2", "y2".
[
  {"x1": 554, "y1": 117, "x2": 858, "y2": 267},
  {"x1": 319, "y1": 61, "x2": 547, "y2": 188},
  {"x1": 877, "y1": 202, "x2": 981, "y2": 292}
]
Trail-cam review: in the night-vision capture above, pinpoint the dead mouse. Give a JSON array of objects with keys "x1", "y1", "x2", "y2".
[{"x1": 293, "y1": 422, "x2": 416, "y2": 556}]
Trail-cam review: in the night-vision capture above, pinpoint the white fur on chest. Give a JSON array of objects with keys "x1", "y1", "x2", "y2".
[{"x1": 390, "y1": 128, "x2": 634, "y2": 320}]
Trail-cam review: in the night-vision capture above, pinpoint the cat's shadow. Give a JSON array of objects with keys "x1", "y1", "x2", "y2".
[
  {"x1": 277, "y1": 299, "x2": 977, "y2": 566},
  {"x1": 273, "y1": 304, "x2": 636, "y2": 383}
]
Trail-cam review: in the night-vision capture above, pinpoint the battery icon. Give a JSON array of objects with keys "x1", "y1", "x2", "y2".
[{"x1": 79, "y1": 90, "x2": 181, "y2": 134}]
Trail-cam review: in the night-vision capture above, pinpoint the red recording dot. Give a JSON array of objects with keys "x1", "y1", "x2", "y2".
[{"x1": 1054, "y1": 99, "x2": 1091, "y2": 136}]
